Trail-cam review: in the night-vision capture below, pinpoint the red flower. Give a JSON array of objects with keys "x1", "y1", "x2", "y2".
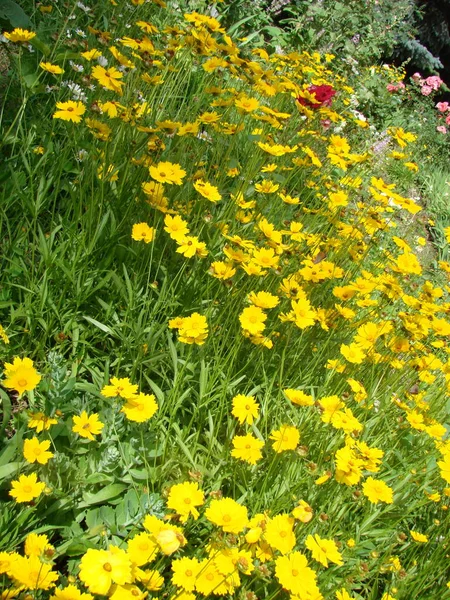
[{"x1": 297, "y1": 85, "x2": 336, "y2": 109}]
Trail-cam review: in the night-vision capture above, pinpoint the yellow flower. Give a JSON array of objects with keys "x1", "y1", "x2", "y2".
[
  {"x1": 23, "y1": 437, "x2": 54, "y2": 465},
  {"x1": 150, "y1": 161, "x2": 186, "y2": 185},
  {"x1": 164, "y1": 214, "x2": 189, "y2": 241},
  {"x1": 101, "y1": 376, "x2": 138, "y2": 399},
  {"x1": 25, "y1": 533, "x2": 53, "y2": 558},
  {"x1": 171, "y1": 313, "x2": 208, "y2": 345},
  {"x1": 205, "y1": 497, "x2": 248, "y2": 533},
  {"x1": 235, "y1": 96, "x2": 260, "y2": 112},
  {"x1": 28, "y1": 412, "x2": 58, "y2": 432},
  {"x1": 269, "y1": 424, "x2": 300, "y2": 453},
  {"x1": 410, "y1": 530, "x2": 428, "y2": 543},
  {"x1": 255, "y1": 180, "x2": 279, "y2": 194},
  {"x1": 239, "y1": 306, "x2": 267, "y2": 335},
  {"x1": 362, "y1": 477, "x2": 394, "y2": 504},
  {"x1": 231, "y1": 394, "x2": 259, "y2": 424},
  {"x1": 9, "y1": 555, "x2": 58, "y2": 590},
  {"x1": 284, "y1": 389, "x2": 314, "y2": 407},
  {"x1": 305, "y1": 533, "x2": 343, "y2": 567},
  {"x1": 275, "y1": 552, "x2": 318, "y2": 596},
  {"x1": 127, "y1": 532, "x2": 158, "y2": 567},
  {"x1": 248, "y1": 291, "x2": 279, "y2": 309},
  {"x1": 72, "y1": 411, "x2": 104, "y2": 441},
  {"x1": 4, "y1": 28, "x2": 36, "y2": 42},
  {"x1": 39, "y1": 62, "x2": 64, "y2": 74},
  {"x1": 171, "y1": 557, "x2": 201, "y2": 591},
  {"x1": 91, "y1": 65, "x2": 124, "y2": 94},
  {"x1": 10, "y1": 473, "x2": 46, "y2": 503},
  {"x1": 3, "y1": 357, "x2": 41, "y2": 394},
  {"x1": 340, "y1": 342, "x2": 365, "y2": 364},
  {"x1": 121, "y1": 393, "x2": 158, "y2": 423},
  {"x1": 53, "y1": 101, "x2": 86, "y2": 123},
  {"x1": 132, "y1": 223, "x2": 155, "y2": 243},
  {"x1": 231, "y1": 433, "x2": 264, "y2": 465},
  {"x1": 210, "y1": 261, "x2": 236, "y2": 280},
  {"x1": 264, "y1": 514, "x2": 296, "y2": 554},
  {"x1": 292, "y1": 499, "x2": 313, "y2": 523},
  {"x1": 155, "y1": 528, "x2": 185, "y2": 555},
  {"x1": 167, "y1": 481, "x2": 204, "y2": 523},
  {"x1": 50, "y1": 584, "x2": 93, "y2": 600},
  {"x1": 193, "y1": 179, "x2": 222, "y2": 202},
  {"x1": 79, "y1": 547, "x2": 132, "y2": 595}
]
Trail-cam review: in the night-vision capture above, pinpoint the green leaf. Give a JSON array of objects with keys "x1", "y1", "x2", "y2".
[
  {"x1": 78, "y1": 483, "x2": 127, "y2": 508},
  {"x1": 0, "y1": 388, "x2": 12, "y2": 438},
  {"x1": 0, "y1": 0, "x2": 31, "y2": 28},
  {"x1": 0, "y1": 462, "x2": 21, "y2": 481}
]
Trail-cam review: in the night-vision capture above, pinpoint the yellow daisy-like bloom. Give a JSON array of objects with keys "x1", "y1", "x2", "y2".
[
  {"x1": 205, "y1": 497, "x2": 248, "y2": 533},
  {"x1": 167, "y1": 481, "x2": 205, "y2": 523},
  {"x1": 171, "y1": 557, "x2": 201, "y2": 591},
  {"x1": 193, "y1": 179, "x2": 222, "y2": 202},
  {"x1": 127, "y1": 532, "x2": 158, "y2": 567},
  {"x1": 4, "y1": 28, "x2": 36, "y2": 43},
  {"x1": 9, "y1": 473, "x2": 46, "y2": 503},
  {"x1": 231, "y1": 394, "x2": 259, "y2": 425},
  {"x1": 269, "y1": 424, "x2": 300, "y2": 453},
  {"x1": 79, "y1": 547, "x2": 132, "y2": 595},
  {"x1": 23, "y1": 437, "x2": 54, "y2": 465},
  {"x1": 292, "y1": 499, "x2": 313, "y2": 523},
  {"x1": 3, "y1": 356, "x2": 41, "y2": 394},
  {"x1": 239, "y1": 306, "x2": 267, "y2": 336},
  {"x1": 50, "y1": 584, "x2": 93, "y2": 600},
  {"x1": 121, "y1": 393, "x2": 158, "y2": 423},
  {"x1": 101, "y1": 376, "x2": 138, "y2": 399},
  {"x1": 264, "y1": 514, "x2": 296, "y2": 554},
  {"x1": 53, "y1": 101, "x2": 86, "y2": 124},
  {"x1": 410, "y1": 530, "x2": 428, "y2": 543},
  {"x1": 132, "y1": 223, "x2": 156, "y2": 243},
  {"x1": 362, "y1": 477, "x2": 394, "y2": 504},
  {"x1": 274, "y1": 552, "x2": 318, "y2": 596},
  {"x1": 164, "y1": 214, "x2": 189, "y2": 241},
  {"x1": 340, "y1": 342, "x2": 365, "y2": 364},
  {"x1": 210, "y1": 260, "x2": 236, "y2": 280},
  {"x1": 9, "y1": 555, "x2": 58, "y2": 590},
  {"x1": 149, "y1": 161, "x2": 186, "y2": 185},
  {"x1": 235, "y1": 96, "x2": 260, "y2": 112},
  {"x1": 39, "y1": 62, "x2": 64, "y2": 74},
  {"x1": 305, "y1": 533, "x2": 343, "y2": 567},
  {"x1": 28, "y1": 412, "x2": 58, "y2": 432},
  {"x1": 91, "y1": 65, "x2": 124, "y2": 94},
  {"x1": 72, "y1": 411, "x2": 104, "y2": 441},
  {"x1": 0, "y1": 324, "x2": 9, "y2": 344},
  {"x1": 25, "y1": 533, "x2": 53, "y2": 558},
  {"x1": 284, "y1": 389, "x2": 314, "y2": 407},
  {"x1": 231, "y1": 433, "x2": 264, "y2": 465},
  {"x1": 248, "y1": 291, "x2": 279, "y2": 309}
]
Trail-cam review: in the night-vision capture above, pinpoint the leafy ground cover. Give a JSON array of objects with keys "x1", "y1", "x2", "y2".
[{"x1": 1, "y1": 1, "x2": 450, "y2": 599}]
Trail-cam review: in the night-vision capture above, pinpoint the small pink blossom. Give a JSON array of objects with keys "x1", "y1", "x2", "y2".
[
  {"x1": 386, "y1": 83, "x2": 398, "y2": 92},
  {"x1": 320, "y1": 119, "x2": 331, "y2": 130},
  {"x1": 425, "y1": 75, "x2": 443, "y2": 90},
  {"x1": 421, "y1": 85, "x2": 432, "y2": 96},
  {"x1": 446, "y1": 114, "x2": 450, "y2": 125},
  {"x1": 436, "y1": 102, "x2": 449, "y2": 112},
  {"x1": 436, "y1": 125, "x2": 447, "y2": 134},
  {"x1": 398, "y1": 81, "x2": 406, "y2": 89},
  {"x1": 412, "y1": 72, "x2": 422, "y2": 82}
]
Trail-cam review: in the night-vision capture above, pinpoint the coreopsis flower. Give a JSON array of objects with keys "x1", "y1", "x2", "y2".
[
  {"x1": 167, "y1": 482, "x2": 204, "y2": 522},
  {"x1": 255, "y1": 180, "x2": 279, "y2": 194},
  {"x1": 28, "y1": 412, "x2": 58, "y2": 432},
  {"x1": 136, "y1": 570, "x2": 164, "y2": 591},
  {"x1": 101, "y1": 376, "x2": 138, "y2": 399},
  {"x1": 164, "y1": 214, "x2": 189, "y2": 241},
  {"x1": 171, "y1": 557, "x2": 201, "y2": 591},
  {"x1": 10, "y1": 473, "x2": 46, "y2": 503},
  {"x1": 205, "y1": 497, "x2": 248, "y2": 533},
  {"x1": 23, "y1": 437, "x2": 54, "y2": 465},
  {"x1": 53, "y1": 101, "x2": 86, "y2": 123},
  {"x1": 8, "y1": 555, "x2": 58, "y2": 589},
  {"x1": 91, "y1": 65, "x2": 124, "y2": 94},
  {"x1": 50, "y1": 584, "x2": 93, "y2": 600},
  {"x1": 0, "y1": 323, "x2": 9, "y2": 344},
  {"x1": 231, "y1": 433, "x2": 264, "y2": 465},
  {"x1": 127, "y1": 532, "x2": 158, "y2": 566},
  {"x1": 132, "y1": 223, "x2": 155, "y2": 243},
  {"x1": 193, "y1": 179, "x2": 222, "y2": 202},
  {"x1": 292, "y1": 500, "x2": 313, "y2": 523},
  {"x1": 264, "y1": 514, "x2": 296, "y2": 554},
  {"x1": 340, "y1": 343, "x2": 365, "y2": 364},
  {"x1": 248, "y1": 291, "x2": 279, "y2": 309},
  {"x1": 149, "y1": 161, "x2": 186, "y2": 185},
  {"x1": 275, "y1": 552, "x2": 319, "y2": 596},
  {"x1": 72, "y1": 411, "x2": 104, "y2": 441},
  {"x1": 121, "y1": 393, "x2": 158, "y2": 422},
  {"x1": 195, "y1": 560, "x2": 229, "y2": 596},
  {"x1": 269, "y1": 425, "x2": 300, "y2": 453},
  {"x1": 235, "y1": 96, "x2": 260, "y2": 112},
  {"x1": 284, "y1": 389, "x2": 314, "y2": 407},
  {"x1": 170, "y1": 313, "x2": 208, "y2": 345},
  {"x1": 239, "y1": 306, "x2": 267, "y2": 335},
  {"x1": 231, "y1": 394, "x2": 259, "y2": 425},
  {"x1": 3, "y1": 357, "x2": 41, "y2": 394},
  {"x1": 210, "y1": 261, "x2": 236, "y2": 280},
  {"x1": 176, "y1": 236, "x2": 208, "y2": 258},
  {"x1": 410, "y1": 530, "x2": 428, "y2": 543},
  {"x1": 4, "y1": 28, "x2": 36, "y2": 42},
  {"x1": 79, "y1": 547, "x2": 132, "y2": 595},
  {"x1": 25, "y1": 533, "x2": 53, "y2": 558},
  {"x1": 438, "y1": 453, "x2": 450, "y2": 483},
  {"x1": 305, "y1": 534, "x2": 343, "y2": 567},
  {"x1": 155, "y1": 528, "x2": 186, "y2": 555},
  {"x1": 202, "y1": 57, "x2": 228, "y2": 72},
  {"x1": 39, "y1": 62, "x2": 64, "y2": 74},
  {"x1": 362, "y1": 477, "x2": 394, "y2": 504}
]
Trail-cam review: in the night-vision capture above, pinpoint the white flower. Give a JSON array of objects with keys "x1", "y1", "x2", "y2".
[
  {"x1": 97, "y1": 55, "x2": 108, "y2": 67},
  {"x1": 69, "y1": 61, "x2": 84, "y2": 72}
]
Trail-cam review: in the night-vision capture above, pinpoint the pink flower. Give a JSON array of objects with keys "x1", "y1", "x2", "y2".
[
  {"x1": 436, "y1": 102, "x2": 449, "y2": 112},
  {"x1": 446, "y1": 114, "x2": 450, "y2": 125},
  {"x1": 436, "y1": 125, "x2": 447, "y2": 134},
  {"x1": 425, "y1": 75, "x2": 443, "y2": 90},
  {"x1": 320, "y1": 119, "x2": 331, "y2": 130},
  {"x1": 420, "y1": 85, "x2": 432, "y2": 96},
  {"x1": 412, "y1": 72, "x2": 422, "y2": 83},
  {"x1": 398, "y1": 81, "x2": 406, "y2": 89},
  {"x1": 386, "y1": 83, "x2": 398, "y2": 92}
]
